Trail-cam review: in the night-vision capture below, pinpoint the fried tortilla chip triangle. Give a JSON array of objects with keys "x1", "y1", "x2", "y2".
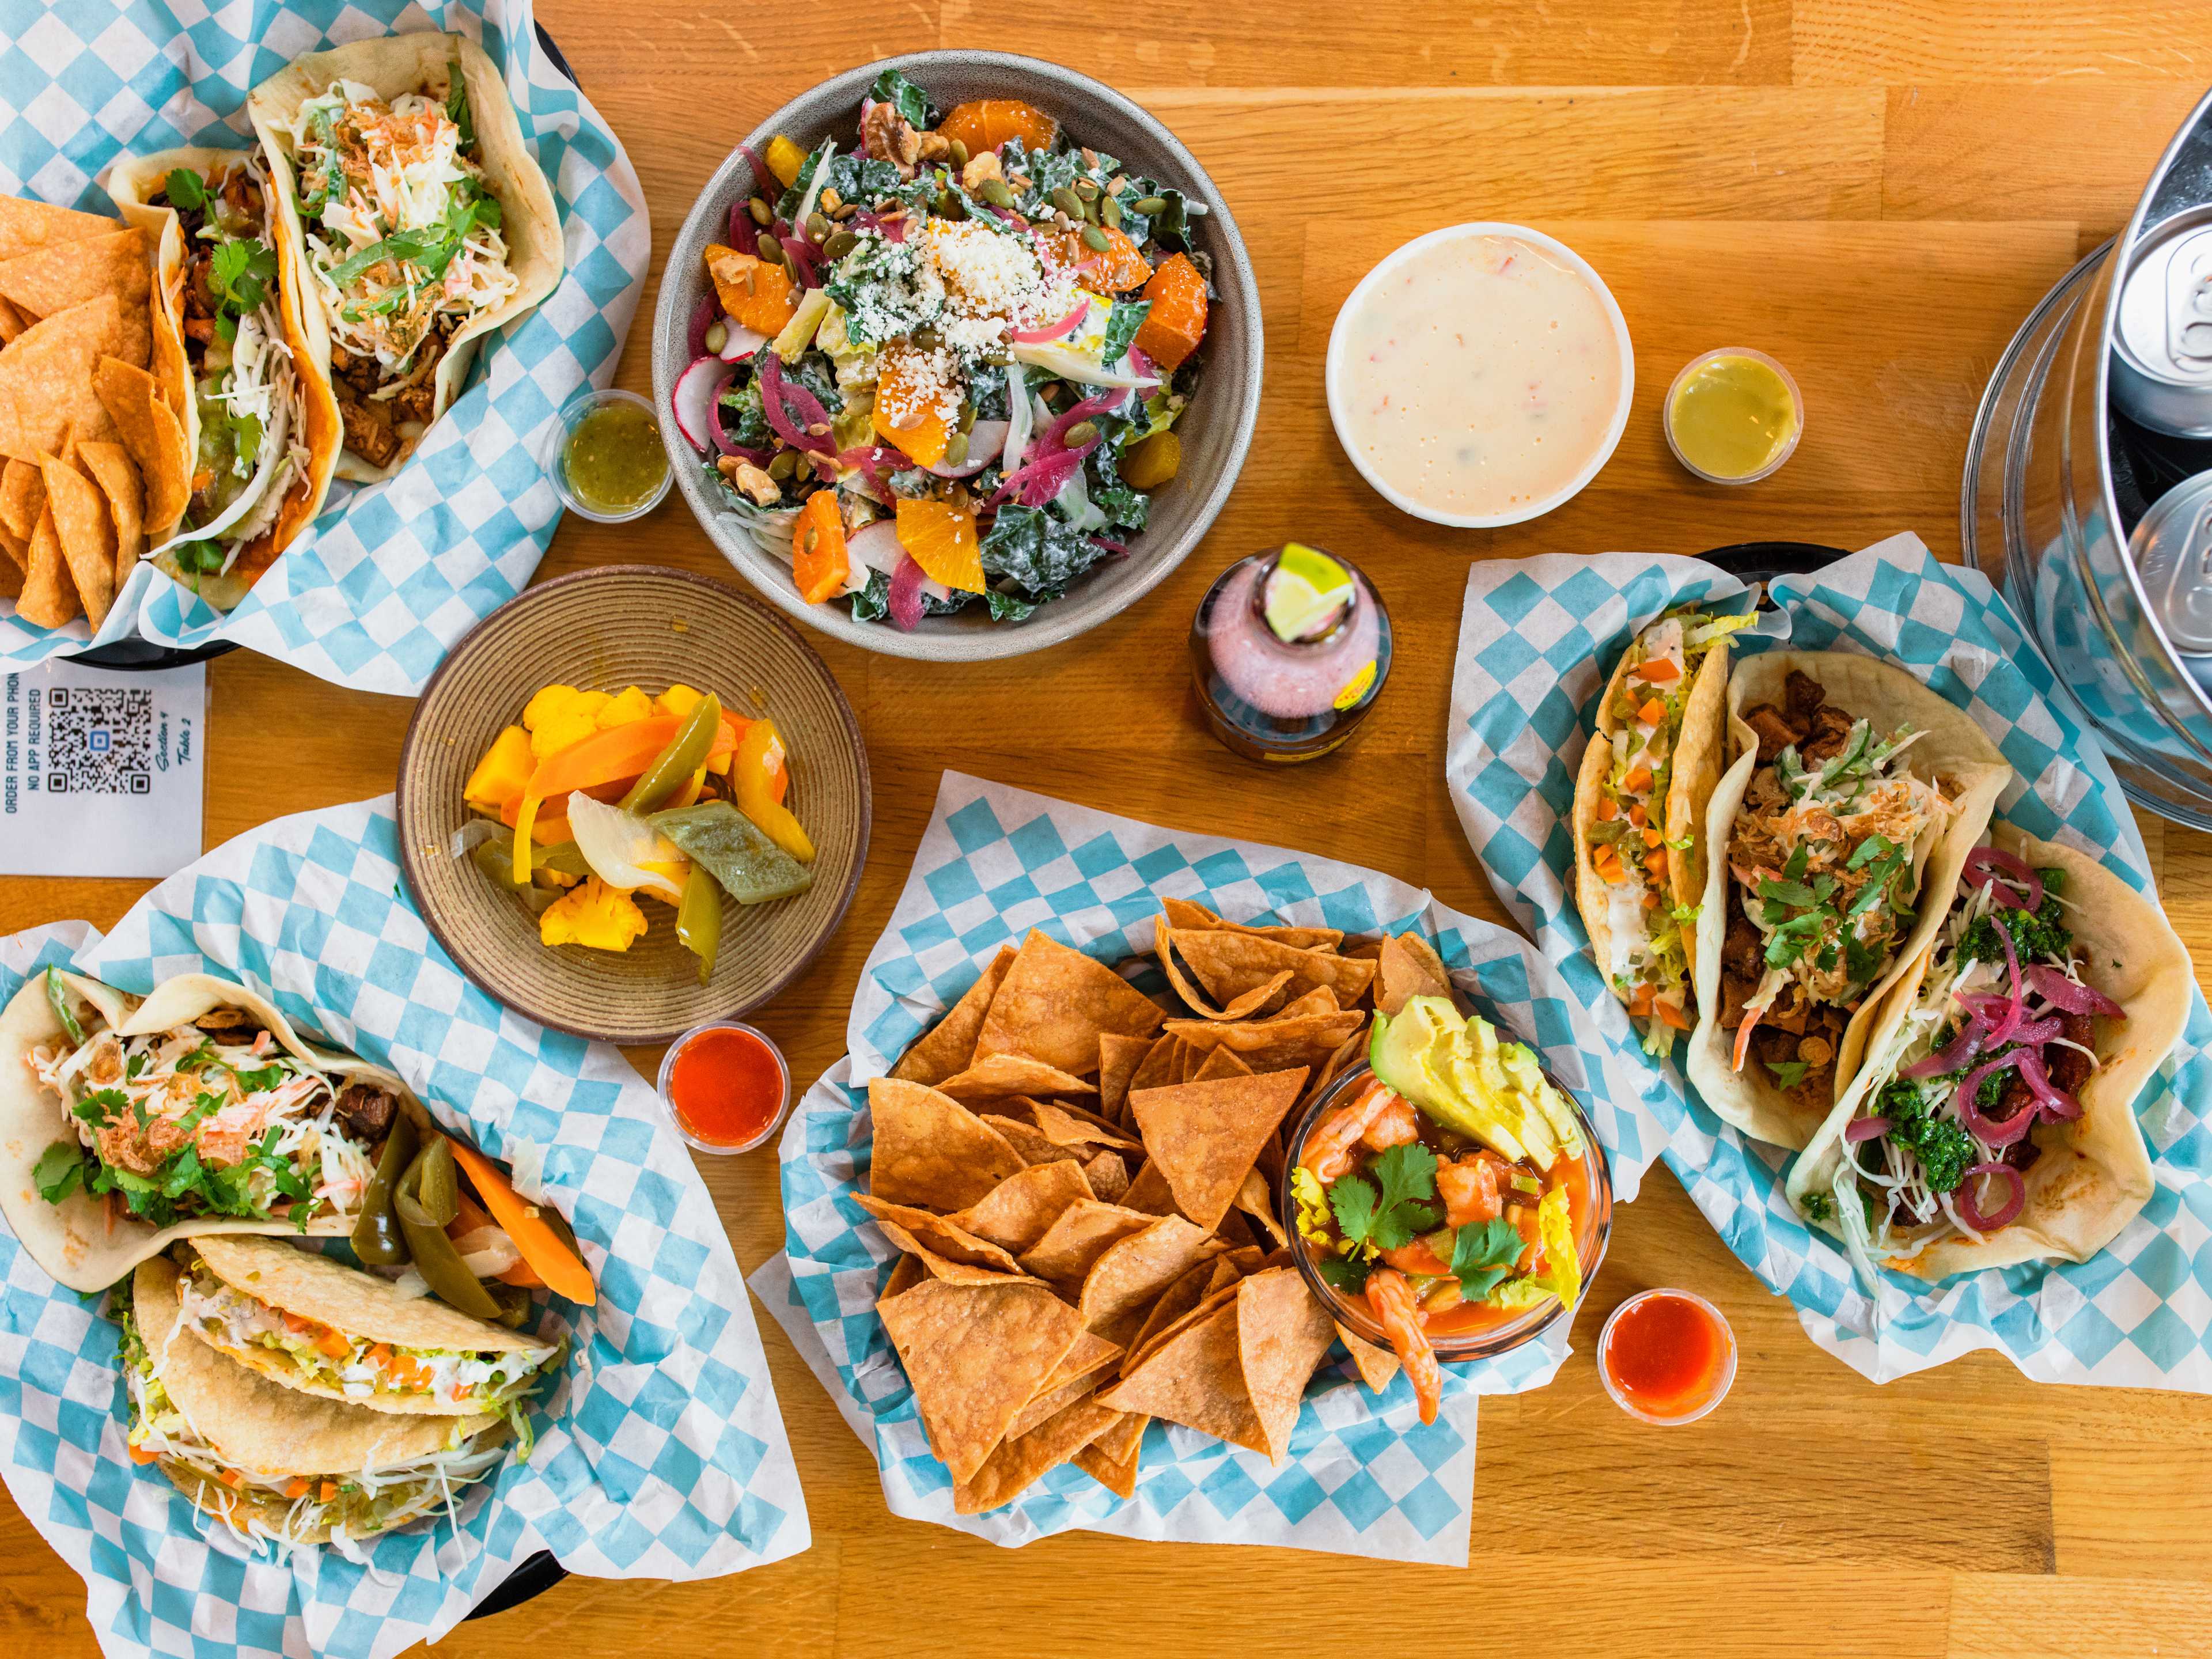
[
  {"x1": 878, "y1": 1278, "x2": 1085, "y2": 1484},
  {"x1": 867, "y1": 1077, "x2": 1028, "y2": 1210},
  {"x1": 1096, "y1": 1298, "x2": 1266, "y2": 1455},
  {"x1": 891, "y1": 944, "x2": 1016, "y2": 1086},
  {"x1": 1234, "y1": 1267, "x2": 1336, "y2": 1464},
  {"x1": 973, "y1": 930, "x2": 1165, "y2": 1075},
  {"x1": 949, "y1": 1160, "x2": 1095, "y2": 1253},
  {"x1": 1127, "y1": 1067, "x2": 1308, "y2": 1231}
]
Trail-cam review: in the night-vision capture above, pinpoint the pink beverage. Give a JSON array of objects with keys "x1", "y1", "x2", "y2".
[{"x1": 1188, "y1": 546, "x2": 1393, "y2": 763}]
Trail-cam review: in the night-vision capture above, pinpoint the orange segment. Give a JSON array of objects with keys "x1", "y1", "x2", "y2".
[
  {"x1": 703, "y1": 244, "x2": 800, "y2": 335},
  {"x1": 1132, "y1": 253, "x2": 1208, "y2": 370},
  {"x1": 939, "y1": 99, "x2": 1058, "y2": 157},
  {"x1": 872, "y1": 350, "x2": 950, "y2": 467},
  {"x1": 1050, "y1": 225, "x2": 1150, "y2": 295},
  {"x1": 791, "y1": 491, "x2": 850, "y2": 604},
  {"x1": 895, "y1": 498, "x2": 984, "y2": 593}
]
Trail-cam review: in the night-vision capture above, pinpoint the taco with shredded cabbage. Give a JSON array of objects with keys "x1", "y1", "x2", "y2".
[
  {"x1": 1786, "y1": 827, "x2": 2187, "y2": 1283},
  {"x1": 1573, "y1": 604, "x2": 1756, "y2": 1055},
  {"x1": 1684, "y1": 652, "x2": 2011, "y2": 1149},
  {"x1": 107, "y1": 147, "x2": 342, "y2": 608},
  {"x1": 120, "y1": 1252, "x2": 512, "y2": 1560},
  {"x1": 247, "y1": 31, "x2": 561, "y2": 480}
]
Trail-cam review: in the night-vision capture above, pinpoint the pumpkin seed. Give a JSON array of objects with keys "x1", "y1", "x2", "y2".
[
  {"x1": 803, "y1": 527, "x2": 819, "y2": 554},
  {"x1": 945, "y1": 430, "x2": 970, "y2": 466},
  {"x1": 823, "y1": 228, "x2": 859, "y2": 262},
  {"x1": 820, "y1": 188, "x2": 842, "y2": 211},
  {"x1": 1063, "y1": 420, "x2": 1099, "y2": 448},
  {"x1": 980, "y1": 178, "x2": 1016, "y2": 208},
  {"x1": 755, "y1": 229, "x2": 782, "y2": 262},
  {"x1": 949, "y1": 138, "x2": 969, "y2": 166},
  {"x1": 1074, "y1": 179, "x2": 1099, "y2": 201},
  {"x1": 767, "y1": 449, "x2": 797, "y2": 480},
  {"x1": 1051, "y1": 186, "x2": 1084, "y2": 219},
  {"x1": 748, "y1": 196, "x2": 773, "y2": 226},
  {"x1": 1081, "y1": 224, "x2": 1109, "y2": 252},
  {"x1": 804, "y1": 211, "x2": 830, "y2": 243},
  {"x1": 1131, "y1": 195, "x2": 1168, "y2": 214},
  {"x1": 937, "y1": 188, "x2": 961, "y2": 217},
  {"x1": 1101, "y1": 194, "x2": 1122, "y2": 230}
]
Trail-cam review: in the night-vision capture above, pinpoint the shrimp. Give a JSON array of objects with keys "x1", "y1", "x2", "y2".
[
  {"x1": 1300, "y1": 1083, "x2": 1417, "y2": 1182},
  {"x1": 1437, "y1": 1154, "x2": 1503, "y2": 1226},
  {"x1": 1365, "y1": 1268, "x2": 1442, "y2": 1425}
]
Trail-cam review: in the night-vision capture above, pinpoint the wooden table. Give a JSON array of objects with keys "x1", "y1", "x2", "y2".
[{"x1": 9, "y1": 3, "x2": 2212, "y2": 1654}]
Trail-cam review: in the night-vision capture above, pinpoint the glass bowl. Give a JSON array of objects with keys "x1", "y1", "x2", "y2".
[
  {"x1": 1278, "y1": 1058, "x2": 1613, "y2": 1364},
  {"x1": 543, "y1": 385, "x2": 672, "y2": 524},
  {"x1": 653, "y1": 1020, "x2": 791, "y2": 1156}
]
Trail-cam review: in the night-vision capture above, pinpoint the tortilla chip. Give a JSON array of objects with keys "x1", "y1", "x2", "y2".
[
  {"x1": 0, "y1": 297, "x2": 124, "y2": 461},
  {"x1": 974, "y1": 930, "x2": 1166, "y2": 1075},
  {"x1": 1096, "y1": 1299, "x2": 1266, "y2": 1454},
  {"x1": 1073, "y1": 1409, "x2": 1146, "y2": 1497},
  {"x1": 1233, "y1": 1166, "x2": 1287, "y2": 1247},
  {"x1": 949, "y1": 1161, "x2": 1095, "y2": 1253},
  {"x1": 1123, "y1": 1279, "x2": 1241, "y2": 1378},
  {"x1": 14, "y1": 501, "x2": 77, "y2": 627},
  {"x1": 1335, "y1": 1321, "x2": 1400, "y2": 1392},
  {"x1": 1274, "y1": 988, "x2": 1343, "y2": 1020},
  {"x1": 1164, "y1": 1010, "x2": 1365, "y2": 1076},
  {"x1": 934, "y1": 1051, "x2": 1097, "y2": 1103},
  {"x1": 1236, "y1": 1268, "x2": 1336, "y2": 1465},
  {"x1": 952, "y1": 1397, "x2": 1124, "y2": 1516},
  {"x1": 1127, "y1": 1069, "x2": 1309, "y2": 1231},
  {"x1": 1075, "y1": 1213, "x2": 1221, "y2": 1338},
  {"x1": 1097, "y1": 1031, "x2": 1153, "y2": 1123},
  {"x1": 0, "y1": 195, "x2": 119, "y2": 260},
  {"x1": 1028, "y1": 1097, "x2": 1141, "y2": 1153},
  {"x1": 892, "y1": 945, "x2": 1017, "y2": 1085},
  {"x1": 1126, "y1": 1033, "x2": 1179, "y2": 1097},
  {"x1": 74, "y1": 439, "x2": 142, "y2": 590},
  {"x1": 881, "y1": 1254, "x2": 927, "y2": 1303},
  {"x1": 979, "y1": 1112, "x2": 1077, "y2": 1168},
  {"x1": 1007, "y1": 1331, "x2": 1124, "y2": 1439},
  {"x1": 1193, "y1": 1046, "x2": 1253, "y2": 1082},
  {"x1": 1303, "y1": 1025, "x2": 1372, "y2": 1112},
  {"x1": 1120, "y1": 1259, "x2": 1218, "y2": 1373},
  {"x1": 1160, "y1": 897, "x2": 1342, "y2": 952},
  {"x1": 39, "y1": 452, "x2": 113, "y2": 628},
  {"x1": 0, "y1": 455, "x2": 40, "y2": 542},
  {"x1": 1017, "y1": 1200, "x2": 1158, "y2": 1285},
  {"x1": 867, "y1": 1077, "x2": 1028, "y2": 1210},
  {"x1": 1170, "y1": 929, "x2": 1379, "y2": 1009},
  {"x1": 1120, "y1": 1159, "x2": 1179, "y2": 1217},
  {"x1": 878, "y1": 1278, "x2": 1085, "y2": 1484},
  {"x1": 1081, "y1": 1150, "x2": 1129, "y2": 1205},
  {"x1": 1377, "y1": 931, "x2": 1453, "y2": 1016},
  {"x1": 0, "y1": 555, "x2": 20, "y2": 598},
  {"x1": 90, "y1": 355, "x2": 185, "y2": 533},
  {"x1": 0, "y1": 229, "x2": 150, "y2": 365},
  {"x1": 853, "y1": 1194, "x2": 1027, "y2": 1275},
  {"x1": 0, "y1": 297, "x2": 21, "y2": 343},
  {"x1": 1158, "y1": 934, "x2": 1294, "y2": 1021}
]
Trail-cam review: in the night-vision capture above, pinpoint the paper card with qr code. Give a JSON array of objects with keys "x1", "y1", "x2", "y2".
[{"x1": 0, "y1": 660, "x2": 204, "y2": 878}]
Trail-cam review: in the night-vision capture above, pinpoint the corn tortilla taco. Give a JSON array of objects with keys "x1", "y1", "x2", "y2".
[
  {"x1": 1684, "y1": 651, "x2": 2011, "y2": 1149},
  {"x1": 247, "y1": 31, "x2": 562, "y2": 482},
  {"x1": 1786, "y1": 827, "x2": 2186, "y2": 1282}
]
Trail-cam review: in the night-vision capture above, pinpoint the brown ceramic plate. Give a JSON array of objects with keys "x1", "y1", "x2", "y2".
[{"x1": 396, "y1": 566, "x2": 869, "y2": 1044}]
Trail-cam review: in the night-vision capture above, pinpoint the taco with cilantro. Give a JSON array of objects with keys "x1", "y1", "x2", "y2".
[
  {"x1": 1786, "y1": 826, "x2": 2187, "y2": 1283},
  {"x1": 1684, "y1": 651, "x2": 2011, "y2": 1149},
  {"x1": 108, "y1": 147, "x2": 342, "y2": 609},
  {"x1": 1573, "y1": 604, "x2": 1757, "y2": 1056}
]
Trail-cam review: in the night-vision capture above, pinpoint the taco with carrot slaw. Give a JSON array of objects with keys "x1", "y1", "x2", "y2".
[
  {"x1": 1787, "y1": 826, "x2": 2187, "y2": 1283},
  {"x1": 1684, "y1": 652, "x2": 2010, "y2": 1149},
  {"x1": 1573, "y1": 604, "x2": 1756, "y2": 1055}
]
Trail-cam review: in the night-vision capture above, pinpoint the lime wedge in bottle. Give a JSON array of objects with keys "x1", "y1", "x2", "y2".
[{"x1": 1263, "y1": 543, "x2": 1355, "y2": 642}]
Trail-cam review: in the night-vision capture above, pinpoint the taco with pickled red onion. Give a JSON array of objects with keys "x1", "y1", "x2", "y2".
[
  {"x1": 1573, "y1": 604, "x2": 1757, "y2": 1056},
  {"x1": 107, "y1": 147, "x2": 342, "y2": 608},
  {"x1": 1786, "y1": 826, "x2": 2187, "y2": 1282},
  {"x1": 1684, "y1": 652, "x2": 2011, "y2": 1149},
  {"x1": 247, "y1": 31, "x2": 562, "y2": 481}
]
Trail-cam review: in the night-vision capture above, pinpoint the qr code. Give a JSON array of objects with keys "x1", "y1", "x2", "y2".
[{"x1": 44, "y1": 687, "x2": 154, "y2": 795}]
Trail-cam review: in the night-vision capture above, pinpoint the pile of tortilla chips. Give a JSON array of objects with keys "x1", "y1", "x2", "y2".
[
  {"x1": 0, "y1": 193, "x2": 190, "y2": 630},
  {"x1": 865, "y1": 902, "x2": 1460, "y2": 1513}
]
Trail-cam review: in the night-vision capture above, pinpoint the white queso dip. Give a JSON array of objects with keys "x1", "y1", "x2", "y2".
[{"x1": 1333, "y1": 232, "x2": 1626, "y2": 522}]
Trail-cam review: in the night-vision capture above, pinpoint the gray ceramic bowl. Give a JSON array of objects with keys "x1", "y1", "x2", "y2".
[{"x1": 652, "y1": 51, "x2": 1262, "y2": 661}]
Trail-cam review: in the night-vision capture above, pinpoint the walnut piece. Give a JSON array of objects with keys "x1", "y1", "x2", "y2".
[
  {"x1": 717, "y1": 454, "x2": 781, "y2": 505},
  {"x1": 862, "y1": 102, "x2": 921, "y2": 173},
  {"x1": 960, "y1": 151, "x2": 1002, "y2": 189},
  {"x1": 915, "y1": 130, "x2": 952, "y2": 162}
]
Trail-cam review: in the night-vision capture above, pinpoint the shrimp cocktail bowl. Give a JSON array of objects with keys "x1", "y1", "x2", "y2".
[{"x1": 1285, "y1": 999, "x2": 1613, "y2": 1417}]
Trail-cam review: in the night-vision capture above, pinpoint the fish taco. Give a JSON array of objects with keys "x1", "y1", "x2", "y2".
[
  {"x1": 1684, "y1": 651, "x2": 2010, "y2": 1149},
  {"x1": 1573, "y1": 604, "x2": 1756, "y2": 1055},
  {"x1": 108, "y1": 147, "x2": 342, "y2": 608},
  {"x1": 1787, "y1": 827, "x2": 2188, "y2": 1283},
  {"x1": 248, "y1": 31, "x2": 562, "y2": 480}
]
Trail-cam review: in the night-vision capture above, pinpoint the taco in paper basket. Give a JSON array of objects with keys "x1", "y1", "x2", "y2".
[
  {"x1": 1572, "y1": 604, "x2": 1757, "y2": 1056},
  {"x1": 1684, "y1": 652, "x2": 2011, "y2": 1150},
  {"x1": 120, "y1": 1252, "x2": 512, "y2": 1558},
  {"x1": 0, "y1": 968, "x2": 421, "y2": 1291},
  {"x1": 107, "y1": 146, "x2": 343, "y2": 609},
  {"x1": 1785, "y1": 827, "x2": 2188, "y2": 1283},
  {"x1": 247, "y1": 31, "x2": 562, "y2": 482}
]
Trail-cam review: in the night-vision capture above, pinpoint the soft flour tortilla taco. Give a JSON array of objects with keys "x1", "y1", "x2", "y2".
[
  {"x1": 247, "y1": 31, "x2": 562, "y2": 481},
  {"x1": 121, "y1": 1253, "x2": 509, "y2": 1558},
  {"x1": 1573, "y1": 604, "x2": 1755, "y2": 1055},
  {"x1": 108, "y1": 147, "x2": 342, "y2": 609},
  {"x1": 1684, "y1": 652, "x2": 2011, "y2": 1149},
  {"x1": 0, "y1": 969, "x2": 416, "y2": 1291},
  {"x1": 176, "y1": 1233, "x2": 558, "y2": 1437},
  {"x1": 1786, "y1": 827, "x2": 2187, "y2": 1283}
]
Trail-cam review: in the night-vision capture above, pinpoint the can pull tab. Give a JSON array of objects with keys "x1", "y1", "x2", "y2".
[{"x1": 2171, "y1": 238, "x2": 2212, "y2": 369}]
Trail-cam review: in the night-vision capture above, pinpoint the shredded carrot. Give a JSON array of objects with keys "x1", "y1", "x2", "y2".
[
  {"x1": 316, "y1": 1327, "x2": 351, "y2": 1360},
  {"x1": 1593, "y1": 847, "x2": 1626, "y2": 885},
  {"x1": 1642, "y1": 891, "x2": 1661, "y2": 910},
  {"x1": 129, "y1": 1443, "x2": 158, "y2": 1465},
  {"x1": 286, "y1": 1478, "x2": 311, "y2": 1499},
  {"x1": 1658, "y1": 1000, "x2": 1694, "y2": 1031},
  {"x1": 219, "y1": 1469, "x2": 242, "y2": 1488},
  {"x1": 1733, "y1": 1007, "x2": 1762, "y2": 1071},
  {"x1": 320, "y1": 1482, "x2": 338, "y2": 1503},
  {"x1": 1645, "y1": 849, "x2": 1668, "y2": 878}
]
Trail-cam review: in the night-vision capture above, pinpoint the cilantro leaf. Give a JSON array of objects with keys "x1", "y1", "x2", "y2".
[
  {"x1": 445, "y1": 58, "x2": 476, "y2": 152},
  {"x1": 1758, "y1": 878, "x2": 1817, "y2": 908},
  {"x1": 73, "y1": 1088, "x2": 126, "y2": 1129},
  {"x1": 1316, "y1": 1255, "x2": 1370, "y2": 1295},
  {"x1": 1327, "y1": 1172, "x2": 1378, "y2": 1244},
  {"x1": 164, "y1": 167, "x2": 206, "y2": 211},
  {"x1": 1782, "y1": 843, "x2": 1810, "y2": 881},
  {"x1": 1767, "y1": 1058, "x2": 1812, "y2": 1090},
  {"x1": 32, "y1": 1141, "x2": 86, "y2": 1203},
  {"x1": 1449, "y1": 1217, "x2": 1525, "y2": 1301},
  {"x1": 1847, "y1": 833, "x2": 1895, "y2": 871},
  {"x1": 1324, "y1": 1142, "x2": 1442, "y2": 1255}
]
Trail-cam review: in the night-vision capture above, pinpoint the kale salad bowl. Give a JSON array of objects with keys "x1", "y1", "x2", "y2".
[{"x1": 652, "y1": 51, "x2": 1262, "y2": 661}]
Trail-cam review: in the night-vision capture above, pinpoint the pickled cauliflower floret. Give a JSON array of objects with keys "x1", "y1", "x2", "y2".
[{"x1": 539, "y1": 877, "x2": 647, "y2": 952}]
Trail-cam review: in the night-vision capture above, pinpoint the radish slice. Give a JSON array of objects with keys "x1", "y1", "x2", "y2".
[
  {"x1": 924, "y1": 419, "x2": 1009, "y2": 479},
  {"x1": 719, "y1": 319, "x2": 768, "y2": 361},
  {"x1": 848, "y1": 520, "x2": 907, "y2": 577},
  {"x1": 888, "y1": 556, "x2": 929, "y2": 631},
  {"x1": 672, "y1": 355, "x2": 728, "y2": 452}
]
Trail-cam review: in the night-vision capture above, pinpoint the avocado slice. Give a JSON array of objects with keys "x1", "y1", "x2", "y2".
[
  {"x1": 1369, "y1": 993, "x2": 1578, "y2": 1171},
  {"x1": 1369, "y1": 995, "x2": 1458, "y2": 1103}
]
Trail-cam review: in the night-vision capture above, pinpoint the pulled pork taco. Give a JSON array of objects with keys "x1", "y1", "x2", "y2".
[
  {"x1": 177, "y1": 1234, "x2": 558, "y2": 1441},
  {"x1": 108, "y1": 147, "x2": 342, "y2": 608},
  {"x1": 1573, "y1": 604, "x2": 1756, "y2": 1055},
  {"x1": 1787, "y1": 827, "x2": 2188, "y2": 1283},
  {"x1": 0, "y1": 968, "x2": 418, "y2": 1291},
  {"x1": 1685, "y1": 652, "x2": 2010, "y2": 1149},
  {"x1": 248, "y1": 31, "x2": 562, "y2": 481},
  {"x1": 121, "y1": 1253, "x2": 511, "y2": 1560}
]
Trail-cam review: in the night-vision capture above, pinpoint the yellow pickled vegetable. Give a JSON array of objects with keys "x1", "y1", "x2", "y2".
[
  {"x1": 596, "y1": 685, "x2": 657, "y2": 729},
  {"x1": 1119, "y1": 431, "x2": 1181, "y2": 492},
  {"x1": 734, "y1": 719, "x2": 815, "y2": 863},
  {"x1": 463, "y1": 726, "x2": 535, "y2": 814},
  {"x1": 539, "y1": 877, "x2": 648, "y2": 952},
  {"x1": 522, "y1": 685, "x2": 612, "y2": 759},
  {"x1": 762, "y1": 134, "x2": 806, "y2": 188}
]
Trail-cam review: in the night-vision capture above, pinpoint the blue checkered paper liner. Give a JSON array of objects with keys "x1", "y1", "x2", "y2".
[
  {"x1": 0, "y1": 0, "x2": 649, "y2": 694},
  {"x1": 748, "y1": 772, "x2": 1675, "y2": 1563},
  {"x1": 0, "y1": 797, "x2": 809, "y2": 1659},
  {"x1": 1447, "y1": 531, "x2": 2212, "y2": 1388}
]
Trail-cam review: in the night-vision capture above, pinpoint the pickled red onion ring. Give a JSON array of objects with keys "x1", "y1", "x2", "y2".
[
  {"x1": 1956, "y1": 1163, "x2": 2026, "y2": 1231},
  {"x1": 1844, "y1": 1116, "x2": 1891, "y2": 1143},
  {"x1": 1964, "y1": 846, "x2": 2043, "y2": 911},
  {"x1": 2023, "y1": 964, "x2": 2124, "y2": 1018},
  {"x1": 1956, "y1": 1051, "x2": 2035, "y2": 1145},
  {"x1": 1012, "y1": 302, "x2": 1089, "y2": 344}
]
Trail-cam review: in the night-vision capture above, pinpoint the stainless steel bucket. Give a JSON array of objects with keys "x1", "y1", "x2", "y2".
[{"x1": 1964, "y1": 86, "x2": 2212, "y2": 828}]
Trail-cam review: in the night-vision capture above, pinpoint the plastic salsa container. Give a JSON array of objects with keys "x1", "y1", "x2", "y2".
[
  {"x1": 654, "y1": 1020, "x2": 791, "y2": 1154},
  {"x1": 1596, "y1": 1287, "x2": 1738, "y2": 1424}
]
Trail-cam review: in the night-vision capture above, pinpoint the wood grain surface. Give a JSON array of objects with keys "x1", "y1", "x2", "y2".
[{"x1": 7, "y1": 3, "x2": 2212, "y2": 1655}]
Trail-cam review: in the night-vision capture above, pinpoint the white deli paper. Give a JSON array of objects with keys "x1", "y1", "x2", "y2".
[{"x1": 1, "y1": 658, "x2": 204, "y2": 876}]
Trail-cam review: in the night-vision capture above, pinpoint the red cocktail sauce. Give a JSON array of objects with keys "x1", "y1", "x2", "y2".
[
  {"x1": 1601, "y1": 1291, "x2": 1733, "y2": 1420},
  {"x1": 667, "y1": 1027, "x2": 785, "y2": 1148}
]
